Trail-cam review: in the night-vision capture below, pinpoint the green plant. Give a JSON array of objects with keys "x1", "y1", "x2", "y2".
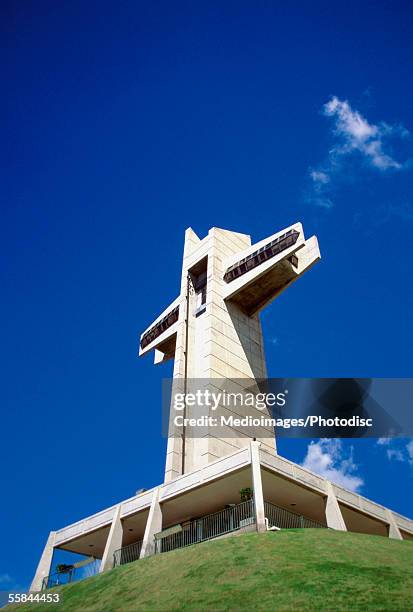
[
  {"x1": 239, "y1": 487, "x2": 253, "y2": 502},
  {"x1": 56, "y1": 564, "x2": 74, "y2": 575}
]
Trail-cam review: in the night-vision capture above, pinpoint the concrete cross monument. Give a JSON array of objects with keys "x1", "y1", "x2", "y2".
[
  {"x1": 139, "y1": 224, "x2": 321, "y2": 482},
  {"x1": 30, "y1": 222, "x2": 413, "y2": 594}
]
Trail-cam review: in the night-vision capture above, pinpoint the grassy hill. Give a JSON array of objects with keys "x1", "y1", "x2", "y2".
[{"x1": 12, "y1": 529, "x2": 413, "y2": 612}]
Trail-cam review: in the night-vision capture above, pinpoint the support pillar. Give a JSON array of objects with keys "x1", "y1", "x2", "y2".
[
  {"x1": 30, "y1": 531, "x2": 56, "y2": 592},
  {"x1": 100, "y1": 505, "x2": 124, "y2": 572},
  {"x1": 325, "y1": 482, "x2": 347, "y2": 531},
  {"x1": 140, "y1": 487, "x2": 163, "y2": 558},
  {"x1": 386, "y1": 509, "x2": 403, "y2": 540},
  {"x1": 250, "y1": 441, "x2": 266, "y2": 533}
]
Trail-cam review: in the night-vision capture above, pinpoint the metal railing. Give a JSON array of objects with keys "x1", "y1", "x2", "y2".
[
  {"x1": 113, "y1": 539, "x2": 143, "y2": 567},
  {"x1": 264, "y1": 500, "x2": 325, "y2": 529},
  {"x1": 101, "y1": 499, "x2": 325, "y2": 578},
  {"x1": 42, "y1": 559, "x2": 100, "y2": 590},
  {"x1": 155, "y1": 499, "x2": 255, "y2": 554}
]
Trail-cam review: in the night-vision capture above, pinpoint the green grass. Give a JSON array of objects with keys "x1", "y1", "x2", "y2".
[{"x1": 12, "y1": 529, "x2": 413, "y2": 612}]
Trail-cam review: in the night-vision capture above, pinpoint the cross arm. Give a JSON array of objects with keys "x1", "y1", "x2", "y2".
[
  {"x1": 139, "y1": 295, "x2": 180, "y2": 363},
  {"x1": 222, "y1": 223, "x2": 320, "y2": 316}
]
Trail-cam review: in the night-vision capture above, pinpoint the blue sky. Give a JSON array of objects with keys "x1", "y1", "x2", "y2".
[{"x1": 1, "y1": 0, "x2": 413, "y2": 591}]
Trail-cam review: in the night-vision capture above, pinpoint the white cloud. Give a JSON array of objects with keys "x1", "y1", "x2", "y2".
[
  {"x1": 377, "y1": 437, "x2": 413, "y2": 466},
  {"x1": 323, "y1": 96, "x2": 405, "y2": 170},
  {"x1": 301, "y1": 438, "x2": 363, "y2": 492},
  {"x1": 377, "y1": 437, "x2": 391, "y2": 445},
  {"x1": 307, "y1": 96, "x2": 410, "y2": 207},
  {"x1": 310, "y1": 170, "x2": 330, "y2": 185}
]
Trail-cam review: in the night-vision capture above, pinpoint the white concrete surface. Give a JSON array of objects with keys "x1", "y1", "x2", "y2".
[
  {"x1": 100, "y1": 504, "x2": 124, "y2": 572},
  {"x1": 140, "y1": 487, "x2": 163, "y2": 558},
  {"x1": 325, "y1": 481, "x2": 347, "y2": 531},
  {"x1": 30, "y1": 531, "x2": 56, "y2": 592},
  {"x1": 250, "y1": 441, "x2": 266, "y2": 533},
  {"x1": 386, "y1": 509, "x2": 403, "y2": 540}
]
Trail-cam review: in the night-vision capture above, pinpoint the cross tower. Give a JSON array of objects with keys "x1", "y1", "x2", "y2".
[{"x1": 139, "y1": 224, "x2": 320, "y2": 482}]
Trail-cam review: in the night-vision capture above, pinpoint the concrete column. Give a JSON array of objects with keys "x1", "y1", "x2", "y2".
[
  {"x1": 100, "y1": 505, "x2": 124, "y2": 572},
  {"x1": 325, "y1": 482, "x2": 347, "y2": 531},
  {"x1": 140, "y1": 487, "x2": 163, "y2": 558},
  {"x1": 386, "y1": 509, "x2": 403, "y2": 540},
  {"x1": 30, "y1": 531, "x2": 56, "y2": 592},
  {"x1": 250, "y1": 441, "x2": 266, "y2": 533}
]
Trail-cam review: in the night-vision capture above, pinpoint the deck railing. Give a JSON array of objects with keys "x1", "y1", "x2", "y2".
[
  {"x1": 41, "y1": 559, "x2": 100, "y2": 590},
  {"x1": 113, "y1": 539, "x2": 143, "y2": 567},
  {"x1": 155, "y1": 499, "x2": 255, "y2": 554},
  {"x1": 264, "y1": 500, "x2": 325, "y2": 529},
  {"x1": 43, "y1": 499, "x2": 326, "y2": 589}
]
